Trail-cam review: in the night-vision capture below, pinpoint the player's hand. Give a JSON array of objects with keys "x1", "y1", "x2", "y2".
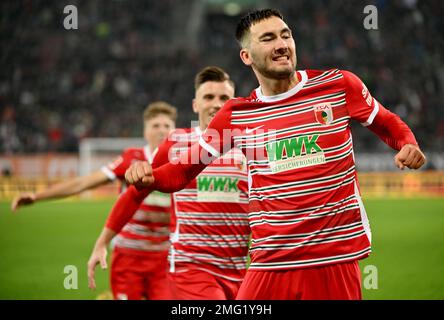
[
  {"x1": 11, "y1": 193, "x2": 36, "y2": 212},
  {"x1": 394, "y1": 144, "x2": 426, "y2": 170},
  {"x1": 125, "y1": 161, "x2": 154, "y2": 188},
  {"x1": 87, "y1": 242, "x2": 108, "y2": 290}
]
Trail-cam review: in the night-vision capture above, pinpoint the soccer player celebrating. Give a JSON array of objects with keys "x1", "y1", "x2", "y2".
[
  {"x1": 122, "y1": 9, "x2": 426, "y2": 300},
  {"x1": 11, "y1": 102, "x2": 177, "y2": 300},
  {"x1": 88, "y1": 66, "x2": 251, "y2": 300}
]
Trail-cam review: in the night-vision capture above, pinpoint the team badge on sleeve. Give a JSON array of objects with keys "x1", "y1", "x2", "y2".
[{"x1": 314, "y1": 103, "x2": 333, "y2": 125}]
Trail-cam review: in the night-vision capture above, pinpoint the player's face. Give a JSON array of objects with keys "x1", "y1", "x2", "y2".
[
  {"x1": 193, "y1": 80, "x2": 234, "y2": 130},
  {"x1": 144, "y1": 114, "x2": 175, "y2": 149},
  {"x1": 240, "y1": 16, "x2": 297, "y2": 80}
]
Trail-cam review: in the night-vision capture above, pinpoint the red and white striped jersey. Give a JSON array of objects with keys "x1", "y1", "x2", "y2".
[
  {"x1": 199, "y1": 69, "x2": 404, "y2": 271},
  {"x1": 153, "y1": 127, "x2": 250, "y2": 281},
  {"x1": 101, "y1": 146, "x2": 171, "y2": 256}
]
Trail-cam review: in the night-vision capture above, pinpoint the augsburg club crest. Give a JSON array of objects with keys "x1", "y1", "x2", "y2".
[{"x1": 314, "y1": 103, "x2": 333, "y2": 125}]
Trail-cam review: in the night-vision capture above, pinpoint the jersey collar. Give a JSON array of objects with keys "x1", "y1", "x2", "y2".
[
  {"x1": 255, "y1": 70, "x2": 307, "y2": 103},
  {"x1": 194, "y1": 126, "x2": 203, "y2": 137},
  {"x1": 143, "y1": 145, "x2": 158, "y2": 164}
]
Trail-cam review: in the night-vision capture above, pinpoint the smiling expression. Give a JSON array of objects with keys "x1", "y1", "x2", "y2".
[
  {"x1": 193, "y1": 80, "x2": 235, "y2": 130},
  {"x1": 240, "y1": 16, "x2": 297, "y2": 80}
]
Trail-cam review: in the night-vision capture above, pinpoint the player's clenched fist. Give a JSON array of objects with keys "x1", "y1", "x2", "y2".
[
  {"x1": 124, "y1": 161, "x2": 155, "y2": 188},
  {"x1": 394, "y1": 144, "x2": 426, "y2": 170}
]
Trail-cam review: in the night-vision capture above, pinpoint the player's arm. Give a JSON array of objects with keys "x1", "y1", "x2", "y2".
[
  {"x1": 342, "y1": 70, "x2": 426, "y2": 170},
  {"x1": 367, "y1": 108, "x2": 425, "y2": 170},
  {"x1": 96, "y1": 132, "x2": 216, "y2": 253},
  {"x1": 87, "y1": 226, "x2": 114, "y2": 290},
  {"x1": 11, "y1": 148, "x2": 134, "y2": 212},
  {"x1": 94, "y1": 143, "x2": 211, "y2": 284},
  {"x1": 125, "y1": 104, "x2": 234, "y2": 192},
  {"x1": 118, "y1": 144, "x2": 210, "y2": 232},
  {"x1": 126, "y1": 143, "x2": 210, "y2": 192},
  {"x1": 87, "y1": 140, "x2": 177, "y2": 289},
  {"x1": 88, "y1": 183, "x2": 155, "y2": 288},
  {"x1": 11, "y1": 170, "x2": 110, "y2": 212},
  {"x1": 89, "y1": 114, "x2": 234, "y2": 287},
  {"x1": 104, "y1": 138, "x2": 176, "y2": 235},
  {"x1": 104, "y1": 105, "x2": 234, "y2": 244}
]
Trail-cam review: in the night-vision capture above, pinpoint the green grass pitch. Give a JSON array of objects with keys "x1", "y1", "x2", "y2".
[{"x1": 0, "y1": 198, "x2": 443, "y2": 299}]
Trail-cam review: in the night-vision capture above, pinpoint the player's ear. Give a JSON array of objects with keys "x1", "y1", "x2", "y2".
[
  {"x1": 192, "y1": 98, "x2": 198, "y2": 114},
  {"x1": 240, "y1": 48, "x2": 252, "y2": 66}
]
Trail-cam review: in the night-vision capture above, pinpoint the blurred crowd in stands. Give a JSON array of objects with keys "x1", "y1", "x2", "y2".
[{"x1": 1, "y1": 0, "x2": 443, "y2": 154}]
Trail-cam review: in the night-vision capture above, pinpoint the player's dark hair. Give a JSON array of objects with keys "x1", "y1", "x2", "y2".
[
  {"x1": 143, "y1": 101, "x2": 177, "y2": 122},
  {"x1": 236, "y1": 8, "x2": 284, "y2": 47},
  {"x1": 194, "y1": 66, "x2": 235, "y2": 91}
]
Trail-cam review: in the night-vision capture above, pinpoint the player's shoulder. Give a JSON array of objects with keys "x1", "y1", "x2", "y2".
[
  {"x1": 304, "y1": 68, "x2": 367, "y2": 96},
  {"x1": 304, "y1": 68, "x2": 345, "y2": 80},
  {"x1": 228, "y1": 96, "x2": 253, "y2": 105},
  {"x1": 121, "y1": 147, "x2": 146, "y2": 161},
  {"x1": 336, "y1": 69, "x2": 367, "y2": 91},
  {"x1": 338, "y1": 69, "x2": 361, "y2": 80},
  {"x1": 224, "y1": 96, "x2": 261, "y2": 111},
  {"x1": 205, "y1": 97, "x2": 254, "y2": 119},
  {"x1": 306, "y1": 68, "x2": 364, "y2": 86}
]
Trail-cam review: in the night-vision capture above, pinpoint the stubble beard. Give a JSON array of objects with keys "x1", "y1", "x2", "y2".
[{"x1": 254, "y1": 57, "x2": 296, "y2": 80}]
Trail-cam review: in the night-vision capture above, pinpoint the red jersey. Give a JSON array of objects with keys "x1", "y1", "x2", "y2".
[
  {"x1": 101, "y1": 146, "x2": 171, "y2": 256},
  {"x1": 189, "y1": 69, "x2": 417, "y2": 271},
  {"x1": 152, "y1": 127, "x2": 250, "y2": 281}
]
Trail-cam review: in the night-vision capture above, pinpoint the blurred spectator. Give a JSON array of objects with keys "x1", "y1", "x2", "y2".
[
  {"x1": 0, "y1": 0, "x2": 442, "y2": 153},
  {"x1": 0, "y1": 105, "x2": 22, "y2": 154}
]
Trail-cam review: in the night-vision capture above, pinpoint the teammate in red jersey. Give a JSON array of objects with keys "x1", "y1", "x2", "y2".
[
  {"x1": 122, "y1": 9, "x2": 426, "y2": 300},
  {"x1": 88, "y1": 66, "x2": 251, "y2": 300},
  {"x1": 11, "y1": 101, "x2": 177, "y2": 300}
]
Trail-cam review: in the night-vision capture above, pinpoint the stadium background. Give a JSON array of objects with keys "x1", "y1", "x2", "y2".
[{"x1": 0, "y1": 0, "x2": 443, "y2": 299}]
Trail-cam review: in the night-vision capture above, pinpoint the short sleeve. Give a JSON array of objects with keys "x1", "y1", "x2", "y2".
[{"x1": 101, "y1": 150, "x2": 133, "y2": 181}]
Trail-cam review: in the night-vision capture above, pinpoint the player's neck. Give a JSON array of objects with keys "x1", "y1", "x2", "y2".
[
  {"x1": 258, "y1": 72, "x2": 299, "y2": 97},
  {"x1": 198, "y1": 121, "x2": 208, "y2": 133},
  {"x1": 147, "y1": 145, "x2": 156, "y2": 154}
]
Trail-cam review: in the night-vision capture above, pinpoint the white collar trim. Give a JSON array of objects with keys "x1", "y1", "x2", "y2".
[
  {"x1": 255, "y1": 70, "x2": 308, "y2": 103},
  {"x1": 143, "y1": 145, "x2": 157, "y2": 164},
  {"x1": 194, "y1": 126, "x2": 203, "y2": 136}
]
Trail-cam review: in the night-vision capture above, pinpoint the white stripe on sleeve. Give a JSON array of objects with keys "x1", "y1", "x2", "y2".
[
  {"x1": 101, "y1": 166, "x2": 117, "y2": 181},
  {"x1": 199, "y1": 136, "x2": 220, "y2": 158},
  {"x1": 362, "y1": 98, "x2": 380, "y2": 127}
]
